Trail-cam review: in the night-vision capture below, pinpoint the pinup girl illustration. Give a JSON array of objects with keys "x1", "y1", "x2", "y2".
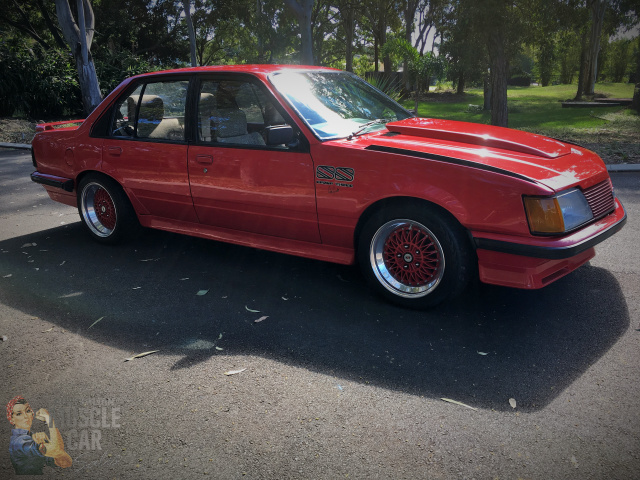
[{"x1": 6, "y1": 396, "x2": 72, "y2": 475}]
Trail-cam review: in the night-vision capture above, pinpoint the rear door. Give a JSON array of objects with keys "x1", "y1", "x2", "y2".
[
  {"x1": 101, "y1": 77, "x2": 198, "y2": 222},
  {"x1": 187, "y1": 75, "x2": 320, "y2": 243}
]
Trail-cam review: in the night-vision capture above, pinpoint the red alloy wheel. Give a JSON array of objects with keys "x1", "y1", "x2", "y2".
[
  {"x1": 93, "y1": 187, "x2": 117, "y2": 231},
  {"x1": 369, "y1": 219, "x2": 446, "y2": 298},
  {"x1": 383, "y1": 224, "x2": 441, "y2": 287},
  {"x1": 80, "y1": 181, "x2": 119, "y2": 238}
]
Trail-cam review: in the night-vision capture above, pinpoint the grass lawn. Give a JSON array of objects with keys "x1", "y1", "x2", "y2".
[{"x1": 403, "y1": 82, "x2": 639, "y2": 163}]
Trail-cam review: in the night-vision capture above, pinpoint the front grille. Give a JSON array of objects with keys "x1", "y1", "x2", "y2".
[{"x1": 583, "y1": 179, "x2": 615, "y2": 219}]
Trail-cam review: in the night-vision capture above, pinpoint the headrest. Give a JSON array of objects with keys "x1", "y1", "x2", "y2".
[
  {"x1": 212, "y1": 109, "x2": 248, "y2": 138},
  {"x1": 199, "y1": 93, "x2": 216, "y2": 111},
  {"x1": 138, "y1": 95, "x2": 164, "y2": 122}
]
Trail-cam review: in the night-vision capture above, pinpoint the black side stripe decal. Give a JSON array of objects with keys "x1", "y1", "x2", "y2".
[{"x1": 365, "y1": 144, "x2": 536, "y2": 184}]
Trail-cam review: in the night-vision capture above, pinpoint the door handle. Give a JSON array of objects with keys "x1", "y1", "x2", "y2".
[
  {"x1": 107, "y1": 146, "x2": 122, "y2": 156},
  {"x1": 196, "y1": 155, "x2": 213, "y2": 165}
]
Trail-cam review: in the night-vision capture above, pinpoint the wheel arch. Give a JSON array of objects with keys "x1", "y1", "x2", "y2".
[
  {"x1": 75, "y1": 170, "x2": 142, "y2": 215},
  {"x1": 354, "y1": 196, "x2": 475, "y2": 254}
]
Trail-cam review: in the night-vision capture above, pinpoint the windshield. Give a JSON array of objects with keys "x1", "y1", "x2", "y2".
[{"x1": 269, "y1": 71, "x2": 413, "y2": 140}]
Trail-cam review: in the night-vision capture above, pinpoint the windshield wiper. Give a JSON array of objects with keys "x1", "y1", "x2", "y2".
[{"x1": 347, "y1": 118, "x2": 388, "y2": 140}]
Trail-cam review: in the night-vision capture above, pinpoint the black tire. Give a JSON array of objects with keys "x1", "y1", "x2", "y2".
[
  {"x1": 357, "y1": 203, "x2": 473, "y2": 309},
  {"x1": 77, "y1": 174, "x2": 140, "y2": 244}
]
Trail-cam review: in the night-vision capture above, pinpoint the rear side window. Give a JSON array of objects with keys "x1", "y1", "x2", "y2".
[{"x1": 111, "y1": 80, "x2": 189, "y2": 142}]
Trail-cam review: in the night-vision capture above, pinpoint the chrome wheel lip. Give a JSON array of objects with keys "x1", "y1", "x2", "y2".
[
  {"x1": 369, "y1": 219, "x2": 445, "y2": 299},
  {"x1": 80, "y1": 182, "x2": 116, "y2": 238}
]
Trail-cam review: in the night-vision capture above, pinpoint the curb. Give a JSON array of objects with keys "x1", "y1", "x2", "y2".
[
  {"x1": 606, "y1": 164, "x2": 640, "y2": 172},
  {"x1": 0, "y1": 142, "x2": 32, "y2": 150},
  {"x1": 1, "y1": 143, "x2": 639, "y2": 172}
]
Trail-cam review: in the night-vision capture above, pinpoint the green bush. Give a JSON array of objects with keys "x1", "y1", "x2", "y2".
[
  {"x1": 94, "y1": 47, "x2": 163, "y2": 97},
  {"x1": 0, "y1": 43, "x2": 82, "y2": 118},
  {"x1": 508, "y1": 74, "x2": 532, "y2": 87}
]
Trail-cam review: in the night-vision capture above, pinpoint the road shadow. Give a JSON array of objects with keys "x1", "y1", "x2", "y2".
[{"x1": 0, "y1": 223, "x2": 629, "y2": 412}]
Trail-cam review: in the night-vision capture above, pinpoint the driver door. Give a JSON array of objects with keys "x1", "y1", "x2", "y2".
[{"x1": 187, "y1": 76, "x2": 320, "y2": 243}]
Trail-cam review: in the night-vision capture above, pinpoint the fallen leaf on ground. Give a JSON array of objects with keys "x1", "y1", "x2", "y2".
[
  {"x1": 245, "y1": 306, "x2": 260, "y2": 313},
  {"x1": 509, "y1": 398, "x2": 517, "y2": 409},
  {"x1": 224, "y1": 368, "x2": 246, "y2": 376},
  {"x1": 60, "y1": 292, "x2": 83, "y2": 298},
  {"x1": 570, "y1": 455, "x2": 579, "y2": 468},
  {"x1": 440, "y1": 398, "x2": 478, "y2": 411},
  {"x1": 89, "y1": 317, "x2": 104, "y2": 329},
  {"x1": 124, "y1": 350, "x2": 159, "y2": 362},
  {"x1": 254, "y1": 316, "x2": 268, "y2": 323},
  {"x1": 196, "y1": 289, "x2": 209, "y2": 296},
  {"x1": 42, "y1": 327, "x2": 54, "y2": 333}
]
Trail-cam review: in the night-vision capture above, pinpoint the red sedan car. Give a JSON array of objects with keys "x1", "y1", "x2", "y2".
[{"x1": 30, "y1": 65, "x2": 626, "y2": 308}]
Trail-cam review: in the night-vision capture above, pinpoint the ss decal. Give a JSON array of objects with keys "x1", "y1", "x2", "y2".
[{"x1": 316, "y1": 166, "x2": 355, "y2": 188}]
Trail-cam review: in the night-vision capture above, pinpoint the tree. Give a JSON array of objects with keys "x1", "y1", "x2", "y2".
[
  {"x1": 583, "y1": 0, "x2": 607, "y2": 95},
  {"x1": 284, "y1": 0, "x2": 314, "y2": 64},
  {"x1": 183, "y1": 0, "x2": 197, "y2": 67},
  {"x1": 360, "y1": 0, "x2": 403, "y2": 73},
  {"x1": 438, "y1": 0, "x2": 486, "y2": 94},
  {"x1": 0, "y1": 0, "x2": 67, "y2": 50},
  {"x1": 470, "y1": 0, "x2": 524, "y2": 127},
  {"x1": 334, "y1": 0, "x2": 361, "y2": 71},
  {"x1": 55, "y1": 0, "x2": 101, "y2": 115},
  {"x1": 382, "y1": 37, "x2": 444, "y2": 111}
]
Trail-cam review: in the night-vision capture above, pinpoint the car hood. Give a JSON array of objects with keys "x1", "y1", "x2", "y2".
[{"x1": 358, "y1": 117, "x2": 608, "y2": 192}]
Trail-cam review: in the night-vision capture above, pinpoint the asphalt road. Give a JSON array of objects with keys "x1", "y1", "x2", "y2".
[{"x1": 1, "y1": 148, "x2": 638, "y2": 479}]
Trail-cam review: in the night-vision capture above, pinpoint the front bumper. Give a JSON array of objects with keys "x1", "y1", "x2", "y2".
[{"x1": 473, "y1": 198, "x2": 626, "y2": 289}]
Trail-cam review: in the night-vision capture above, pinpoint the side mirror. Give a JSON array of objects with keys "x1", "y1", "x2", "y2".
[{"x1": 266, "y1": 125, "x2": 295, "y2": 146}]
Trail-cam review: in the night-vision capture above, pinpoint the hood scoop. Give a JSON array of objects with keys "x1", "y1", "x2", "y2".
[{"x1": 386, "y1": 118, "x2": 570, "y2": 159}]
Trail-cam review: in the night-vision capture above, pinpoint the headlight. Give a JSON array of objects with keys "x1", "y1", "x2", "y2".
[{"x1": 524, "y1": 188, "x2": 593, "y2": 235}]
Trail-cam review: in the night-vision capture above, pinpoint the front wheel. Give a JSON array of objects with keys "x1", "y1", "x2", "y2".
[
  {"x1": 358, "y1": 204, "x2": 473, "y2": 308},
  {"x1": 77, "y1": 174, "x2": 140, "y2": 244}
]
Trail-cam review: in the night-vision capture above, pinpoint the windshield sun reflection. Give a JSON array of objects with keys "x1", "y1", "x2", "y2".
[{"x1": 269, "y1": 70, "x2": 412, "y2": 140}]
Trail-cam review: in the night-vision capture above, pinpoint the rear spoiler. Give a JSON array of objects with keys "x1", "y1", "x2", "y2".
[{"x1": 35, "y1": 119, "x2": 85, "y2": 132}]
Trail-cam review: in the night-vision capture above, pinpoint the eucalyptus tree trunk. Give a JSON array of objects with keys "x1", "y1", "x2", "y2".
[
  {"x1": 488, "y1": 30, "x2": 508, "y2": 127},
  {"x1": 183, "y1": 0, "x2": 197, "y2": 67},
  {"x1": 583, "y1": 0, "x2": 607, "y2": 96},
  {"x1": 284, "y1": 0, "x2": 314, "y2": 65},
  {"x1": 342, "y1": 5, "x2": 356, "y2": 72},
  {"x1": 55, "y1": 0, "x2": 102, "y2": 115},
  {"x1": 574, "y1": 28, "x2": 588, "y2": 100}
]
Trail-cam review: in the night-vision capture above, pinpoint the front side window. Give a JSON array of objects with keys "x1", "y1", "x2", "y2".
[
  {"x1": 111, "y1": 80, "x2": 189, "y2": 142},
  {"x1": 269, "y1": 70, "x2": 412, "y2": 140},
  {"x1": 197, "y1": 79, "x2": 289, "y2": 147}
]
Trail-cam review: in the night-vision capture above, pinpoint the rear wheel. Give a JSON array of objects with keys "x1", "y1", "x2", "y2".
[
  {"x1": 358, "y1": 204, "x2": 473, "y2": 308},
  {"x1": 77, "y1": 174, "x2": 140, "y2": 244}
]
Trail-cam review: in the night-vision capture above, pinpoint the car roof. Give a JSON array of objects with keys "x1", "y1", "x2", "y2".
[{"x1": 134, "y1": 64, "x2": 340, "y2": 79}]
